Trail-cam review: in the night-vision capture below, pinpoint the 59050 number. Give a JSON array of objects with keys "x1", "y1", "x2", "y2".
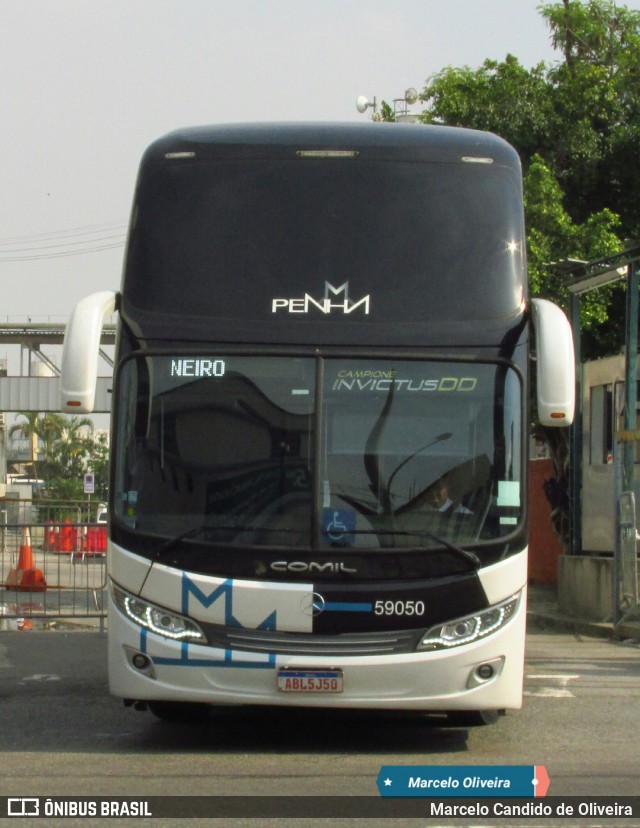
[{"x1": 374, "y1": 600, "x2": 425, "y2": 617}]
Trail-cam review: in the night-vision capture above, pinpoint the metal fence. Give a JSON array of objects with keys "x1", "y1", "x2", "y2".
[{"x1": 0, "y1": 499, "x2": 107, "y2": 631}]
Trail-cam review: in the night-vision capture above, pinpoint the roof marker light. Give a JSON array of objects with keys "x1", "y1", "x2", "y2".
[
  {"x1": 461, "y1": 156, "x2": 494, "y2": 164},
  {"x1": 296, "y1": 150, "x2": 359, "y2": 158}
]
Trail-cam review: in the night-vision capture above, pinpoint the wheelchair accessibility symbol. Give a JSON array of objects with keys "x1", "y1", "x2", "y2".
[{"x1": 322, "y1": 509, "x2": 356, "y2": 544}]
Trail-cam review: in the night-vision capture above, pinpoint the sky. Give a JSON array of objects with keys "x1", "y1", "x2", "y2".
[{"x1": 1, "y1": 0, "x2": 639, "y2": 333}]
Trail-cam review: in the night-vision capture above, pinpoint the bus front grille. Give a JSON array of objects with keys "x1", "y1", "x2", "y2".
[{"x1": 200, "y1": 624, "x2": 422, "y2": 656}]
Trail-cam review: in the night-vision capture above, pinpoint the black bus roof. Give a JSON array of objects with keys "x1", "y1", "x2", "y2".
[{"x1": 141, "y1": 121, "x2": 521, "y2": 169}]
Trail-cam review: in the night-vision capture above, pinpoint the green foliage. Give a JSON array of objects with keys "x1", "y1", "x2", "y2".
[
  {"x1": 11, "y1": 412, "x2": 109, "y2": 501},
  {"x1": 419, "y1": 0, "x2": 640, "y2": 357},
  {"x1": 379, "y1": 101, "x2": 395, "y2": 122},
  {"x1": 540, "y1": 1, "x2": 640, "y2": 230},
  {"x1": 421, "y1": 55, "x2": 553, "y2": 160},
  {"x1": 89, "y1": 432, "x2": 110, "y2": 501}
]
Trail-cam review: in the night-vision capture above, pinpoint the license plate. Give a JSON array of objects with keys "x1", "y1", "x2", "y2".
[{"x1": 277, "y1": 668, "x2": 344, "y2": 693}]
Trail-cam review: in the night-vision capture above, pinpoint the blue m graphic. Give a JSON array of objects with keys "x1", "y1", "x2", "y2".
[{"x1": 181, "y1": 574, "x2": 277, "y2": 631}]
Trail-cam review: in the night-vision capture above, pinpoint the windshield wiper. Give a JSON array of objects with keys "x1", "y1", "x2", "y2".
[
  {"x1": 345, "y1": 529, "x2": 481, "y2": 569},
  {"x1": 404, "y1": 531, "x2": 480, "y2": 568},
  {"x1": 154, "y1": 525, "x2": 212, "y2": 559},
  {"x1": 154, "y1": 524, "x2": 303, "y2": 559}
]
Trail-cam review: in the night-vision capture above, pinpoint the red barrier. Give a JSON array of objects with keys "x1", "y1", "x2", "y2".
[
  {"x1": 57, "y1": 520, "x2": 76, "y2": 554},
  {"x1": 43, "y1": 520, "x2": 106, "y2": 556},
  {"x1": 85, "y1": 526, "x2": 107, "y2": 556}
]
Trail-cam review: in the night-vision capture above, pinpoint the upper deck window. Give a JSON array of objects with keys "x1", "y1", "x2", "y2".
[{"x1": 124, "y1": 157, "x2": 525, "y2": 330}]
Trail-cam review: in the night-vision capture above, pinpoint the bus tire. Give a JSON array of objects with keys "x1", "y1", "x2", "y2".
[
  {"x1": 148, "y1": 701, "x2": 211, "y2": 723},
  {"x1": 446, "y1": 709, "x2": 499, "y2": 727}
]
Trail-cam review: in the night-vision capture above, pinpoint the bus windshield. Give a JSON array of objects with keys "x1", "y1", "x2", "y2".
[{"x1": 114, "y1": 354, "x2": 522, "y2": 553}]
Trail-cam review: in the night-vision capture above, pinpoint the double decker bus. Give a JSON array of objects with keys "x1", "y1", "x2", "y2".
[{"x1": 61, "y1": 123, "x2": 574, "y2": 724}]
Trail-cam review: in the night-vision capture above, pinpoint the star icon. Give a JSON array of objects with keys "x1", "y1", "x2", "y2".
[{"x1": 384, "y1": 778, "x2": 393, "y2": 787}]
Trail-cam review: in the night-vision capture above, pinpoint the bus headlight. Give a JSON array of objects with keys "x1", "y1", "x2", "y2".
[
  {"x1": 112, "y1": 585, "x2": 207, "y2": 643},
  {"x1": 417, "y1": 593, "x2": 520, "y2": 651}
]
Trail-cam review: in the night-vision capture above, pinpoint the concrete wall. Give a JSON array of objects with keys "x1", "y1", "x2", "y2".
[{"x1": 558, "y1": 556, "x2": 613, "y2": 621}]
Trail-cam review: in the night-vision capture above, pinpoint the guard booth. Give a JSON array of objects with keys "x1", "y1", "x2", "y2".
[{"x1": 559, "y1": 246, "x2": 640, "y2": 633}]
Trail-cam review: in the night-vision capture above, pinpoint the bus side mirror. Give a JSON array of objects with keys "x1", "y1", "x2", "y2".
[
  {"x1": 60, "y1": 291, "x2": 118, "y2": 414},
  {"x1": 531, "y1": 298, "x2": 575, "y2": 427}
]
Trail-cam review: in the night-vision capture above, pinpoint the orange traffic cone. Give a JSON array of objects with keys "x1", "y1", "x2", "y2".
[{"x1": 5, "y1": 527, "x2": 47, "y2": 592}]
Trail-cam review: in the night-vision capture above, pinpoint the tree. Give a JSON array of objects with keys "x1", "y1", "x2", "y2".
[
  {"x1": 9, "y1": 412, "x2": 42, "y2": 476},
  {"x1": 52, "y1": 416, "x2": 94, "y2": 473},
  {"x1": 524, "y1": 153, "x2": 624, "y2": 339},
  {"x1": 9, "y1": 412, "x2": 64, "y2": 479},
  {"x1": 89, "y1": 432, "x2": 110, "y2": 502},
  {"x1": 539, "y1": 0, "x2": 640, "y2": 232},
  {"x1": 42, "y1": 415, "x2": 95, "y2": 500},
  {"x1": 10, "y1": 412, "x2": 108, "y2": 502},
  {"x1": 417, "y1": 0, "x2": 640, "y2": 357}
]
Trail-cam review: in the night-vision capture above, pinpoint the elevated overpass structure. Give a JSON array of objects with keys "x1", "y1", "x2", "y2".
[{"x1": 0, "y1": 321, "x2": 115, "y2": 413}]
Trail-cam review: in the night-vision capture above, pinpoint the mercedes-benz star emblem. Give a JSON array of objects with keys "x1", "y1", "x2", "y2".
[{"x1": 301, "y1": 592, "x2": 325, "y2": 617}]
